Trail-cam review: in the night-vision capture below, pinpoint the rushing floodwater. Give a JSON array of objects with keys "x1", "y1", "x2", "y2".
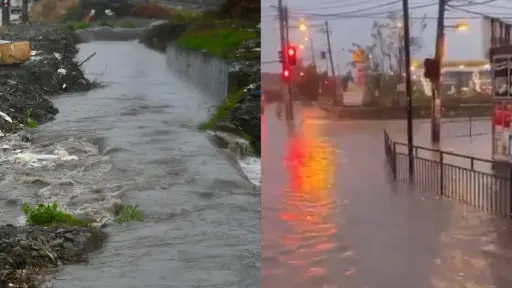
[{"x1": 0, "y1": 41, "x2": 260, "y2": 287}]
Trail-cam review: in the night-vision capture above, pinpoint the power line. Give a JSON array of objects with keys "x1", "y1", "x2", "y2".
[
  {"x1": 263, "y1": 1, "x2": 512, "y2": 21},
  {"x1": 263, "y1": 12, "x2": 512, "y2": 20},
  {"x1": 291, "y1": 2, "x2": 437, "y2": 19},
  {"x1": 448, "y1": 0, "x2": 499, "y2": 7},
  {"x1": 447, "y1": 4, "x2": 512, "y2": 20},
  {"x1": 292, "y1": 0, "x2": 396, "y2": 12},
  {"x1": 295, "y1": 0, "x2": 403, "y2": 17}
]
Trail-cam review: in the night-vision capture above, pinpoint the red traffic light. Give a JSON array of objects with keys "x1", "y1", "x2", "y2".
[
  {"x1": 281, "y1": 67, "x2": 291, "y2": 81},
  {"x1": 286, "y1": 45, "x2": 297, "y2": 66}
]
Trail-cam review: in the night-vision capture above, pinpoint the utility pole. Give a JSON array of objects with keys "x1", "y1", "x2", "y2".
[
  {"x1": 283, "y1": 5, "x2": 293, "y2": 120},
  {"x1": 277, "y1": 0, "x2": 286, "y2": 68},
  {"x1": 22, "y1": 0, "x2": 28, "y2": 23},
  {"x1": 431, "y1": 0, "x2": 447, "y2": 144},
  {"x1": 277, "y1": 0, "x2": 293, "y2": 121},
  {"x1": 402, "y1": 0, "x2": 414, "y2": 178},
  {"x1": 324, "y1": 21, "x2": 339, "y2": 106},
  {"x1": 310, "y1": 37, "x2": 316, "y2": 67},
  {"x1": 2, "y1": 0, "x2": 10, "y2": 26}
]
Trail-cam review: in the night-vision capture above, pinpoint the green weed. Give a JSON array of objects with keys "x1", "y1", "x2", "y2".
[
  {"x1": 114, "y1": 204, "x2": 144, "y2": 223},
  {"x1": 66, "y1": 21, "x2": 90, "y2": 31},
  {"x1": 198, "y1": 89, "x2": 245, "y2": 130},
  {"x1": 22, "y1": 202, "x2": 90, "y2": 227},
  {"x1": 24, "y1": 108, "x2": 38, "y2": 128}
]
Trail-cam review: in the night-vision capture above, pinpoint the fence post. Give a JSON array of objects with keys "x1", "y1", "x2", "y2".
[
  {"x1": 392, "y1": 142, "x2": 397, "y2": 179},
  {"x1": 439, "y1": 151, "x2": 444, "y2": 196},
  {"x1": 469, "y1": 115, "x2": 472, "y2": 138}
]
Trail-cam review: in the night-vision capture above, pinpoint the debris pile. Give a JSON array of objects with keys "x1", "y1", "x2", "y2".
[
  {"x1": 0, "y1": 24, "x2": 97, "y2": 134},
  {"x1": 0, "y1": 224, "x2": 105, "y2": 288}
]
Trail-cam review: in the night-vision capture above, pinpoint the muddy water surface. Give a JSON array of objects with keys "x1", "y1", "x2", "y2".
[{"x1": 0, "y1": 41, "x2": 260, "y2": 288}]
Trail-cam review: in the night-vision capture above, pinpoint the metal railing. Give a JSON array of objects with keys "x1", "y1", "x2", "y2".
[
  {"x1": 383, "y1": 129, "x2": 512, "y2": 217},
  {"x1": 440, "y1": 116, "x2": 490, "y2": 138}
]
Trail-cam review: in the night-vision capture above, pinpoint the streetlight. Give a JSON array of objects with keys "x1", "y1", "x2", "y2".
[
  {"x1": 299, "y1": 17, "x2": 307, "y2": 31},
  {"x1": 446, "y1": 21, "x2": 469, "y2": 31}
]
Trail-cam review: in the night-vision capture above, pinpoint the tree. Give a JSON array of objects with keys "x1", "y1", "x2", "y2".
[{"x1": 347, "y1": 13, "x2": 427, "y2": 105}]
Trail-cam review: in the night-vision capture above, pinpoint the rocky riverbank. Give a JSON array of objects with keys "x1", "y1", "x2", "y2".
[
  {"x1": 0, "y1": 24, "x2": 97, "y2": 134},
  {"x1": 0, "y1": 24, "x2": 102, "y2": 287},
  {"x1": 0, "y1": 225, "x2": 106, "y2": 288}
]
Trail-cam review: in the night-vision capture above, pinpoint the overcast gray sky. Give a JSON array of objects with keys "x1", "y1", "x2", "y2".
[{"x1": 261, "y1": 0, "x2": 512, "y2": 73}]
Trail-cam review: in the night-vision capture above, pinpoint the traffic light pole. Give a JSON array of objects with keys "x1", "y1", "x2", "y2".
[
  {"x1": 22, "y1": 0, "x2": 29, "y2": 23},
  {"x1": 431, "y1": 0, "x2": 446, "y2": 144},
  {"x1": 284, "y1": 6, "x2": 293, "y2": 120},
  {"x1": 324, "y1": 21, "x2": 338, "y2": 106},
  {"x1": 402, "y1": 0, "x2": 414, "y2": 179}
]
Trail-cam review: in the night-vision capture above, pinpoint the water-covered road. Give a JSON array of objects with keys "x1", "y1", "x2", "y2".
[
  {"x1": 0, "y1": 41, "x2": 259, "y2": 287},
  {"x1": 262, "y1": 103, "x2": 512, "y2": 288}
]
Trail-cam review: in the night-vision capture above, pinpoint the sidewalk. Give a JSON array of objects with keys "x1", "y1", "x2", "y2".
[{"x1": 262, "y1": 103, "x2": 512, "y2": 288}]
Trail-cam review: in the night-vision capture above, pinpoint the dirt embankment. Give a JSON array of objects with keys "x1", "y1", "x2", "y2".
[{"x1": 0, "y1": 24, "x2": 97, "y2": 134}]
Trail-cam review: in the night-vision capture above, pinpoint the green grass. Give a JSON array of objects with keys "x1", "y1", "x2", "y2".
[
  {"x1": 22, "y1": 202, "x2": 90, "y2": 227},
  {"x1": 115, "y1": 20, "x2": 136, "y2": 28},
  {"x1": 24, "y1": 108, "x2": 38, "y2": 128},
  {"x1": 176, "y1": 25, "x2": 256, "y2": 58},
  {"x1": 114, "y1": 204, "x2": 144, "y2": 223},
  {"x1": 198, "y1": 89, "x2": 245, "y2": 130},
  {"x1": 169, "y1": 10, "x2": 206, "y2": 24},
  {"x1": 66, "y1": 21, "x2": 90, "y2": 31}
]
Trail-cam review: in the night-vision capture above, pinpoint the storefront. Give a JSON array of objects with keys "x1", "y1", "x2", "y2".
[{"x1": 491, "y1": 49, "x2": 512, "y2": 162}]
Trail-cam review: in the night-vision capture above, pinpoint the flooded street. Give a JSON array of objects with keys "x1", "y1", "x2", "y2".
[
  {"x1": 262, "y1": 103, "x2": 512, "y2": 288},
  {"x1": 0, "y1": 41, "x2": 259, "y2": 287}
]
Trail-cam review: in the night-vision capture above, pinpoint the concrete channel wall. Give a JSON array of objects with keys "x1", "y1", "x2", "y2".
[{"x1": 166, "y1": 43, "x2": 229, "y2": 101}]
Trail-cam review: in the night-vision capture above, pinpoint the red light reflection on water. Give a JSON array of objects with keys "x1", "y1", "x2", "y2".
[{"x1": 274, "y1": 110, "x2": 341, "y2": 285}]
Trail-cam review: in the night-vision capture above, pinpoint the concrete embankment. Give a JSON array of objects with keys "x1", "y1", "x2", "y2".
[{"x1": 166, "y1": 43, "x2": 230, "y2": 102}]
